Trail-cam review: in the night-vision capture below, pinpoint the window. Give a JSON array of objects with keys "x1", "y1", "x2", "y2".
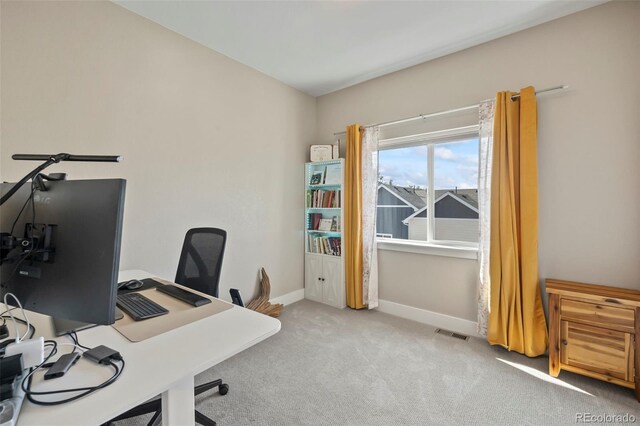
[{"x1": 377, "y1": 128, "x2": 479, "y2": 247}]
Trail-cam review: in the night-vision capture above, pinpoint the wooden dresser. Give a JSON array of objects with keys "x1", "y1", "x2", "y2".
[{"x1": 546, "y1": 279, "x2": 640, "y2": 401}]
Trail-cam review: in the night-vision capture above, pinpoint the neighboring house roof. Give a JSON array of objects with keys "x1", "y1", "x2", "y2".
[
  {"x1": 401, "y1": 189, "x2": 479, "y2": 224},
  {"x1": 377, "y1": 183, "x2": 426, "y2": 210},
  {"x1": 378, "y1": 183, "x2": 479, "y2": 224},
  {"x1": 436, "y1": 189, "x2": 478, "y2": 211}
]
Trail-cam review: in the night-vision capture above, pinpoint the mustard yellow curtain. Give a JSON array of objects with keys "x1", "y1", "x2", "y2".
[
  {"x1": 487, "y1": 87, "x2": 548, "y2": 357},
  {"x1": 344, "y1": 124, "x2": 365, "y2": 309}
]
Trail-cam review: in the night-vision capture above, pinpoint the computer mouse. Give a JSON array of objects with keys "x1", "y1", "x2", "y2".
[{"x1": 119, "y1": 279, "x2": 144, "y2": 290}]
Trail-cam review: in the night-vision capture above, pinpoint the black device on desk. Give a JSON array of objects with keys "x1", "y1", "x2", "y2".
[
  {"x1": 229, "y1": 288, "x2": 244, "y2": 307},
  {"x1": 156, "y1": 284, "x2": 211, "y2": 307},
  {"x1": 43, "y1": 353, "x2": 80, "y2": 380},
  {"x1": 118, "y1": 279, "x2": 143, "y2": 291},
  {"x1": 117, "y1": 277, "x2": 163, "y2": 294}
]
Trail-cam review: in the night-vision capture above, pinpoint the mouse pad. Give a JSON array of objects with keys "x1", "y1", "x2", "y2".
[
  {"x1": 111, "y1": 277, "x2": 233, "y2": 342},
  {"x1": 117, "y1": 277, "x2": 162, "y2": 294}
]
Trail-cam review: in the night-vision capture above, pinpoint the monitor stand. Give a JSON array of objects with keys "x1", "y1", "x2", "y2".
[{"x1": 51, "y1": 308, "x2": 124, "y2": 337}]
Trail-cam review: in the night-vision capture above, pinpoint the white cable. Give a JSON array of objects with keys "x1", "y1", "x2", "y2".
[
  {"x1": 56, "y1": 342, "x2": 85, "y2": 353},
  {"x1": 3, "y1": 292, "x2": 30, "y2": 342},
  {"x1": 3, "y1": 294, "x2": 21, "y2": 342}
]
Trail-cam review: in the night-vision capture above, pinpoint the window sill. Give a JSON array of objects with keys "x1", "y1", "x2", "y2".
[{"x1": 376, "y1": 239, "x2": 478, "y2": 260}]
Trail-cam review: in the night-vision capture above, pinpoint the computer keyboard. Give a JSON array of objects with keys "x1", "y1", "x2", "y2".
[{"x1": 116, "y1": 293, "x2": 169, "y2": 321}]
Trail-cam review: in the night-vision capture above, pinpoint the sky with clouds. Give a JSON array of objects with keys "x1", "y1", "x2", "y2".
[{"x1": 378, "y1": 138, "x2": 479, "y2": 190}]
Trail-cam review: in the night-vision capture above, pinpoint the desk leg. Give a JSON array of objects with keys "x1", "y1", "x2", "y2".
[{"x1": 161, "y1": 375, "x2": 195, "y2": 426}]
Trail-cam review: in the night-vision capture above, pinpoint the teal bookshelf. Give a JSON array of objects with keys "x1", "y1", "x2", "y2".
[{"x1": 304, "y1": 159, "x2": 345, "y2": 308}]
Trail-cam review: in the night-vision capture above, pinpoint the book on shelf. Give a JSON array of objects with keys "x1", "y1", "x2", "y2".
[
  {"x1": 307, "y1": 235, "x2": 341, "y2": 256},
  {"x1": 323, "y1": 166, "x2": 341, "y2": 185},
  {"x1": 308, "y1": 213, "x2": 322, "y2": 230},
  {"x1": 307, "y1": 190, "x2": 341, "y2": 208},
  {"x1": 330, "y1": 216, "x2": 338, "y2": 232},
  {"x1": 310, "y1": 171, "x2": 324, "y2": 185},
  {"x1": 324, "y1": 191, "x2": 333, "y2": 208},
  {"x1": 318, "y1": 218, "x2": 333, "y2": 232}
]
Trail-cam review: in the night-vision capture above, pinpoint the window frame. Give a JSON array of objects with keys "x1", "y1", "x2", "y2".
[{"x1": 376, "y1": 125, "x2": 480, "y2": 259}]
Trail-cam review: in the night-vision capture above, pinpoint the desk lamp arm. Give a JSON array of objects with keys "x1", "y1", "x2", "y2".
[{"x1": 0, "y1": 153, "x2": 122, "y2": 206}]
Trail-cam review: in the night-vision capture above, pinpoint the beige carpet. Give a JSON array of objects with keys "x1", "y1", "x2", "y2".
[{"x1": 117, "y1": 299, "x2": 640, "y2": 425}]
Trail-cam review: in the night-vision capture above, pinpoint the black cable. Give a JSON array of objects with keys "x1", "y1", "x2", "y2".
[
  {"x1": 23, "y1": 360, "x2": 124, "y2": 405},
  {"x1": 43, "y1": 341, "x2": 58, "y2": 359},
  {"x1": 66, "y1": 332, "x2": 86, "y2": 353},
  {"x1": 24, "y1": 361, "x2": 121, "y2": 395},
  {"x1": 21, "y1": 337, "x2": 125, "y2": 406},
  {"x1": 9, "y1": 185, "x2": 35, "y2": 235},
  {"x1": 70, "y1": 331, "x2": 90, "y2": 351},
  {"x1": 1, "y1": 181, "x2": 38, "y2": 287},
  {"x1": 0, "y1": 183, "x2": 45, "y2": 311},
  {"x1": 19, "y1": 180, "x2": 39, "y2": 267},
  {"x1": 1, "y1": 249, "x2": 49, "y2": 263},
  {"x1": 67, "y1": 332, "x2": 76, "y2": 344},
  {"x1": 30, "y1": 180, "x2": 36, "y2": 240},
  {"x1": 0, "y1": 313, "x2": 36, "y2": 340},
  {"x1": 40, "y1": 341, "x2": 58, "y2": 368},
  {"x1": 0, "y1": 251, "x2": 31, "y2": 288}
]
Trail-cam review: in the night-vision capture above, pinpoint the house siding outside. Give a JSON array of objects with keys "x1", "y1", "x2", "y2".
[
  {"x1": 378, "y1": 189, "x2": 408, "y2": 206},
  {"x1": 408, "y1": 218, "x2": 479, "y2": 242},
  {"x1": 377, "y1": 206, "x2": 413, "y2": 239}
]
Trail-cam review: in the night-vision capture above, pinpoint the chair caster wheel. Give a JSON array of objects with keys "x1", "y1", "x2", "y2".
[{"x1": 219, "y1": 383, "x2": 229, "y2": 395}]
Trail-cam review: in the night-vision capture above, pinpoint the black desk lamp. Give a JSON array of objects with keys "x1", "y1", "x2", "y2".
[{"x1": 0, "y1": 153, "x2": 122, "y2": 206}]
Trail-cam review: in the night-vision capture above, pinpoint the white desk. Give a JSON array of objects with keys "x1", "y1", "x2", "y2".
[{"x1": 16, "y1": 270, "x2": 281, "y2": 425}]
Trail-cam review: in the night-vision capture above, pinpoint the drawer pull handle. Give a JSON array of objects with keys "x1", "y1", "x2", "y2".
[{"x1": 562, "y1": 340, "x2": 568, "y2": 346}]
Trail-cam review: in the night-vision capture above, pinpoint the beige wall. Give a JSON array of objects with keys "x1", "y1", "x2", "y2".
[
  {"x1": 378, "y1": 251, "x2": 479, "y2": 321},
  {"x1": 317, "y1": 1, "x2": 640, "y2": 322},
  {"x1": 1, "y1": 1, "x2": 316, "y2": 301}
]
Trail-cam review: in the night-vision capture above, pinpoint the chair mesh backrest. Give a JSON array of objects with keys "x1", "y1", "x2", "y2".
[{"x1": 175, "y1": 228, "x2": 226, "y2": 298}]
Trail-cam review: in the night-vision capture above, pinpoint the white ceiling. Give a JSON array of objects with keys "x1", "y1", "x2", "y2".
[{"x1": 115, "y1": 0, "x2": 605, "y2": 97}]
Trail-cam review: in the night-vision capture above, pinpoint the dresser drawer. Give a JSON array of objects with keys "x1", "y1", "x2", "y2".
[
  {"x1": 561, "y1": 321, "x2": 634, "y2": 384},
  {"x1": 561, "y1": 298, "x2": 635, "y2": 333}
]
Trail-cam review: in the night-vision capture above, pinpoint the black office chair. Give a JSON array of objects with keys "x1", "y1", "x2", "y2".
[
  {"x1": 106, "y1": 228, "x2": 229, "y2": 426},
  {"x1": 175, "y1": 228, "x2": 226, "y2": 298}
]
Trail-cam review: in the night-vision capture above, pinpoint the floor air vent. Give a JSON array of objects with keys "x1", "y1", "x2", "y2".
[{"x1": 435, "y1": 328, "x2": 469, "y2": 341}]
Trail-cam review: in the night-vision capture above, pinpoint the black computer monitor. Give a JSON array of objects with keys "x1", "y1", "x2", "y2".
[{"x1": 0, "y1": 179, "x2": 126, "y2": 325}]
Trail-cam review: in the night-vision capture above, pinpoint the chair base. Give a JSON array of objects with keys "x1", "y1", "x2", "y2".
[{"x1": 103, "y1": 379, "x2": 228, "y2": 426}]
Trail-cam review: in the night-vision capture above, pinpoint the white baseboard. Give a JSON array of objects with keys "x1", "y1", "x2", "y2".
[
  {"x1": 376, "y1": 299, "x2": 480, "y2": 338},
  {"x1": 271, "y1": 288, "x2": 305, "y2": 306}
]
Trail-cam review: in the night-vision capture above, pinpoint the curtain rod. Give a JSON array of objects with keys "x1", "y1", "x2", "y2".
[{"x1": 333, "y1": 85, "x2": 569, "y2": 136}]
